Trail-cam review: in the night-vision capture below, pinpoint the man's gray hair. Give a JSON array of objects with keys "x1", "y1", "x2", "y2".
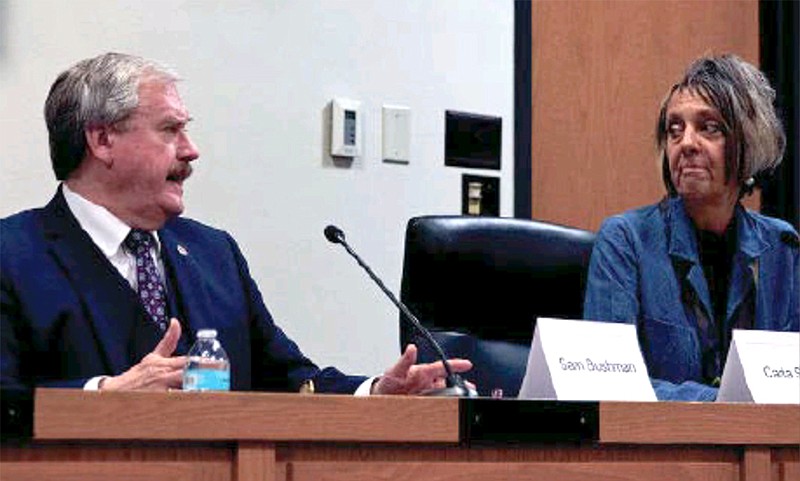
[
  {"x1": 44, "y1": 52, "x2": 179, "y2": 180},
  {"x1": 655, "y1": 54, "x2": 786, "y2": 197}
]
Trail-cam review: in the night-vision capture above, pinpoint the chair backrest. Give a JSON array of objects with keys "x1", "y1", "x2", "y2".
[{"x1": 399, "y1": 215, "x2": 596, "y2": 397}]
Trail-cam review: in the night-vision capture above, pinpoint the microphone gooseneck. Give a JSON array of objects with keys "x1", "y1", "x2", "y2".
[{"x1": 324, "y1": 224, "x2": 475, "y2": 397}]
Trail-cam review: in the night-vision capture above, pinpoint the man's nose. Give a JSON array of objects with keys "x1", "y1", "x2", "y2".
[{"x1": 178, "y1": 131, "x2": 200, "y2": 162}]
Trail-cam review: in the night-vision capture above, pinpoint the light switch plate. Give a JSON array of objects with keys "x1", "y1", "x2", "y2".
[{"x1": 382, "y1": 105, "x2": 410, "y2": 163}]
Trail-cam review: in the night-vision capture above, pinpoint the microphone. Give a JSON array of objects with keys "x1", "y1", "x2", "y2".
[{"x1": 324, "y1": 224, "x2": 476, "y2": 397}]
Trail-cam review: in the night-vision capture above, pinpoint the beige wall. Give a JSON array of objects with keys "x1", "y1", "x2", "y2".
[{"x1": 531, "y1": 0, "x2": 760, "y2": 231}]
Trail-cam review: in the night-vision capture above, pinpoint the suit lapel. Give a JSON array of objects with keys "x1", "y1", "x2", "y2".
[
  {"x1": 41, "y1": 189, "x2": 160, "y2": 373},
  {"x1": 666, "y1": 198, "x2": 714, "y2": 323},
  {"x1": 726, "y1": 206, "x2": 766, "y2": 329},
  {"x1": 159, "y1": 225, "x2": 214, "y2": 336}
]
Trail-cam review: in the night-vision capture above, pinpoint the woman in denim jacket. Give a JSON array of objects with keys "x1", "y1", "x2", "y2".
[{"x1": 583, "y1": 54, "x2": 799, "y2": 401}]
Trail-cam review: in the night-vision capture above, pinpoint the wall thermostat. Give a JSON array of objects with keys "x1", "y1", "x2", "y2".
[{"x1": 331, "y1": 98, "x2": 362, "y2": 157}]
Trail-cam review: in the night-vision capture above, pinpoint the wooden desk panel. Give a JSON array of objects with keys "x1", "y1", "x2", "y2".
[
  {"x1": 599, "y1": 401, "x2": 800, "y2": 444},
  {"x1": 34, "y1": 389, "x2": 459, "y2": 442},
  {"x1": 1, "y1": 390, "x2": 797, "y2": 481}
]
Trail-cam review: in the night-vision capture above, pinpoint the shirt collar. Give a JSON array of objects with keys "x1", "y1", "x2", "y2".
[{"x1": 62, "y1": 183, "x2": 161, "y2": 256}]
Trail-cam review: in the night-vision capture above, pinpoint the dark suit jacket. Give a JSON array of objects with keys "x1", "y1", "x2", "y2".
[{"x1": 0, "y1": 188, "x2": 365, "y2": 393}]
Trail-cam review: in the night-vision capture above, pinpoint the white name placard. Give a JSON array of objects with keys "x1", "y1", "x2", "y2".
[
  {"x1": 717, "y1": 330, "x2": 799, "y2": 404},
  {"x1": 517, "y1": 318, "x2": 656, "y2": 402}
]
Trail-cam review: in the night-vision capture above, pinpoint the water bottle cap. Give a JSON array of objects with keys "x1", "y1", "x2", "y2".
[{"x1": 197, "y1": 329, "x2": 218, "y2": 339}]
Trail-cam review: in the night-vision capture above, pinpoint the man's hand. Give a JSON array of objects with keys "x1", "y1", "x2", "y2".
[
  {"x1": 100, "y1": 318, "x2": 186, "y2": 391},
  {"x1": 371, "y1": 344, "x2": 473, "y2": 395}
]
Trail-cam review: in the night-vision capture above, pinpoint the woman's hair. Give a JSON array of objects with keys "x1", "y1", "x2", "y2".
[
  {"x1": 44, "y1": 52, "x2": 179, "y2": 180},
  {"x1": 655, "y1": 54, "x2": 785, "y2": 197}
]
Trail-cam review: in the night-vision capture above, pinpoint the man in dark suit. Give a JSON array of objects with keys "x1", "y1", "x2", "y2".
[{"x1": 0, "y1": 52, "x2": 470, "y2": 395}]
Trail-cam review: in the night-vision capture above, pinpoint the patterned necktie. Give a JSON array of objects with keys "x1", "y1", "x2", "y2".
[{"x1": 124, "y1": 229, "x2": 168, "y2": 332}]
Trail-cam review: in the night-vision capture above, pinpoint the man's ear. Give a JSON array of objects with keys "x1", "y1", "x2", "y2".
[{"x1": 84, "y1": 125, "x2": 115, "y2": 167}]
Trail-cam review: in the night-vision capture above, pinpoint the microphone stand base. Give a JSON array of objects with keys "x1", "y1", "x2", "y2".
[{"x1": 421, "y1": 385, "x2": 478, "y2": 398}]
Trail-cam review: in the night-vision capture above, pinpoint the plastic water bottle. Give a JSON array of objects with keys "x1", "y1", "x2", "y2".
[{"x1": 183, "y1": 329, "x2": 230, "y2": 391}]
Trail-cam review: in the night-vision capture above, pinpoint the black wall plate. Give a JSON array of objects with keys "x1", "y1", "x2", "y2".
[{"x1": 445, "y1": 110, "x2": 502, "y2": 170}]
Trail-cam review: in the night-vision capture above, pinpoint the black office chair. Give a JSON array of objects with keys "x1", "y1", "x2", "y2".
[{"x1": 399, "y1": 215, "x2": 596, "y2": 397}]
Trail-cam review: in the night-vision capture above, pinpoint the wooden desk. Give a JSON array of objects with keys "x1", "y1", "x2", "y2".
[{"x1": 1, "y1": 389, "x2": 798, "y2": 481}]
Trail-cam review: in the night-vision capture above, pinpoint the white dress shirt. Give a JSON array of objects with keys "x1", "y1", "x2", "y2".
[{"x1": 62, "y1": 183, "x2": 163, "y2": 290}]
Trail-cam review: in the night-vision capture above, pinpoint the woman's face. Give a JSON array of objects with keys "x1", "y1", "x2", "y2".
[{"x1": 665, "y1": 90, "x2": 738, "y2": 204}]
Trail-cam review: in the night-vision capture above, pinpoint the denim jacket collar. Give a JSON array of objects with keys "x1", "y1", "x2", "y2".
[
  {"x1": 664, "y1": 196, "x2": 766, "y2": 325},
  {"x1": 664, "y1": 196, "x2": 701, "y2": 264},
  {"x1": 664, "y1": 196, "x2": 771, "y2": 262}
]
